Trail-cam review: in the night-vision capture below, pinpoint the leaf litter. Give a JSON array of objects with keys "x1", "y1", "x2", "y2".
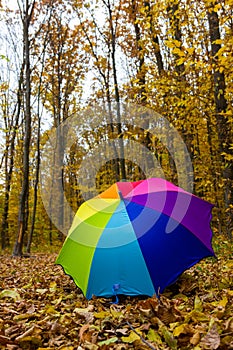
[{"x1": 0, "y1": 238, "x2": 232, "y2": 350}]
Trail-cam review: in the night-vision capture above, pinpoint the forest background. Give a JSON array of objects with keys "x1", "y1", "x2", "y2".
[{"x1": 0, "y1": 0, "x2": 232, "y2": 256}]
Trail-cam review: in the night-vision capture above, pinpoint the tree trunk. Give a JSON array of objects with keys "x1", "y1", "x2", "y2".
[
  {"x1": 144, "y1": 1, "x2": 164, "y2": 75},
  {"x1": 13, "y1": 0, "x2": 35, "y2": 256},
  {"x1": 207, "y1": 4, "x2": 233, "y2": 237},
  {"x1": 1, "y1": 63, "x2": 23, "y2": 249},
  {"x1": 107, "y1": 0, "x2": 126, "y2": 180},
  {"x1": 26, "y1": 112, "x2": 40, "y2": 254},
  {"x1": 167, "y1": 1, "x2": 194, "y2": 181}
]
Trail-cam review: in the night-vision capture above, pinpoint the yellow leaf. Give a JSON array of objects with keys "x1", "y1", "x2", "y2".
[
  {"x1": 94, "y1": 311, "x2": 111, "y2": 319},
  {"x1": 226, "y1": 290, "x2": 233, "y2": 297},
  {"x1": 165, "y1": 40, "x2": 175, "y2": 49},
  {"x1": 219, "y1": 296, "x2": 228, "y2": 308},
  {"x1": 13, "y1": 313, "x2": 37, "y2": 321},
  {"x1": 173, "y1": 48, "x2": 185, "y2": 56},
  {"x1": 173, "y1": 323, "x2": 191, "y2": 337},
  {"x1": 185, "y1": 310, "x2": 209, "y2": 323},
  {"x1": 176, "y1": 57, "x2": 186, "y2": 66},
  {"x1": 213, "y1": 39, "x2": 223, "y2": 45},
  {"x1": 110, "y1": 309, "x2": 123, "y2": 319},
  {"x1": 45, "y1": 306, "x2": 60, "y2": 315},
  {"x1": 214, "y1": 4, "x2": 221, "y2": 12},
  {"x1": 173, "y1": 39, "x2": 182, "y2": 47},
  {"x1": 49, "y1": 281, "x2": 57, "y2": 292},
  {"x1": 122, "y1": 330, "x2": 141, "y2": 343},
  {"x1": 17, "y1": 335, "x2": 41, "y2": 345},
  {"x1": 187, "y1": 47, "x2": 195, "y2": 55},
  {"x1": 211, "y1": 296, "x2": 228, "y2": 307},
  {"x1": 194, "y1": 295, "x2": 203, "y2": 312}
]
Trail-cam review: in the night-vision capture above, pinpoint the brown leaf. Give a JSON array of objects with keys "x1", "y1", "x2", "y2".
[
  {"x1": 4, "y1": 325, "x2": 22, "y2": 337},
  {"x1": 225, "y1": 317, "x2": 233, "y2": 332},
  {"x1": 190, "y1": 331, "x2": 201, "y2": 346},
  {"x1": 157, "y1": 304, "x2": 177, "y2": 324},
  {"x1": 27, "y1": 304, "x2": 36, "y2": 314},
  {"x1": 115, "y1": 328, "x2": 129, "y2": 335},
  {"x1": 200, "y1": 324, "x2": 220, "y2": 349},
  {"x1": 0, "y1": 335, "x2": 15, "y2": 345},
  {"x1": 79, "y1": 324, "x2": 90, "y2": 342}
]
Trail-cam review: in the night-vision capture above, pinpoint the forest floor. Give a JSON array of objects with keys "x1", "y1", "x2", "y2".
[{"x1": 0, "y1": 237, "x2": 232, "y2": 350}]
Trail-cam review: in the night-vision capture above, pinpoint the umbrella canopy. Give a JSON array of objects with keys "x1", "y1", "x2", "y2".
[{"x1": 56, "y1": 178, "x2": 215, "y2": 299}]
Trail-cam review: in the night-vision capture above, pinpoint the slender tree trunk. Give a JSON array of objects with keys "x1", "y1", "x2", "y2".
[
  {"x1": 144, "y1": 0, "x2": 164, "y2": 75},
  {"x1": 107, "y1": 0, "x2": 126, "y2": 180},
  {"x1": 166, "y1": 2, "x2": 190, "y2": 181},
  {"x1": 1, "y1": 154, "x2": 10, "y2": 249},
  {"x1": 131, "y1": 0, "x2": 156, "y2": 175},
  {"x1": 207, "y1": 4, "x2": 232, "y2": 236},
  {"x1": 1, "y1": 65, "x2": 23, "y2": 249},
  {"x1": 26, "y1": 116, "x2": 41, "y2": 254},
  {"x1": 132, "y1": 0, "x2": 146, "y2": 102},
  {"x1": 13, "y1": 0, "x2": 35, "y2": 256},
  {"x1": 26, "y1": 2, "x2": 52, "y2": 253}
]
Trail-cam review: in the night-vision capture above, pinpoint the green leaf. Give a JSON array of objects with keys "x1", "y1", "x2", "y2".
[
  {"x1": 0, "y1": 289, "x2": 21, "y2": 301},
  {"x1": 147, "y1": 328, "x2": 163, "y2": 344},
  {"x1": 98, "y1": 337, "x2": 118, "y2": 346},
  {"x1": 159, "y1": 325, "x2": 177, "y2": 350}
]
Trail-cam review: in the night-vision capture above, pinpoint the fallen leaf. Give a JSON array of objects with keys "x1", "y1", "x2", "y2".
[
  {"x1": 36, "y1": 288, "x2": 48, "y2": 294},
  {"x1": 199, "y1": 324, "x2": 220, "y2": 349},
  {"x1": 160, "y1": 325, "x2": 177, "y2": 350},
  {"x1": 49, "y1": 281, "x2": 57, "y2": 292},
  {"x1": 173, "y1": 323, "x2": 192, "y2": 337},
  {"x1": 115, "y1": 328, "x2": 128, "y2": 336},
  {"x1": 194, "y1": 295, "x2": 203, "y2": 312},
  {"x1": 17, "y1": 335, "x2": 42, "y2": 346},
  {"x1": 13, "y1": 312, "x2": 38, "y2": 321},
  {"x1": 0, "y1": 335, "x2": 15, "y2": 345},
  {"x1": 185, "y1": 310, "x2": 209, "y2": 323},
  {"x1": 79, "y1": 324, "x2": 90, "y2": 341},
  {"x1": 93, "y1": 311, "x2": 110, "y2": 319},
  {"x1": 98, "y1": 336, "x2": 118, "y2": 346},
  {"x1": 147, "y1": 328, "x2": 163, "y2": 344},
  {"x1": 122, "y1": 330, "x2": 141, "y2": 343},
  {"x1": 15, "y1": 325, "x2": 41, "y2": 341},
  {"x1": 0, "y1": 289, "x2": 21, "y2": 301},
  {"x1": 190, "y1": 331, "x2": 201, "y2": 346}
]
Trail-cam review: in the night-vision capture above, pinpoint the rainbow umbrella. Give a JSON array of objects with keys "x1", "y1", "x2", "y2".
[{"x1": 56, "y1": 178, "x2": 215, "y2": 299}]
